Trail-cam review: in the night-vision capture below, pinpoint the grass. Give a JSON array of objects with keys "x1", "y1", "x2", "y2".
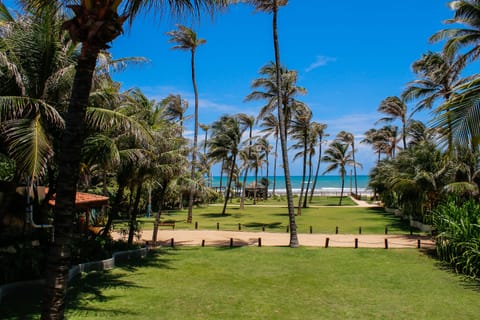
[
  {"x1": 3, "y1": 247, "x2": 479, "y2": 319},
  {"x1": 132, "y1": 205, "x2": 413, "y2": 235}
]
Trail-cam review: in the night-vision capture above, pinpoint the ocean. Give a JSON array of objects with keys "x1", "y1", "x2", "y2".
[{"x1": 210, "y1": 175, "x2": 371, "y2": 194}]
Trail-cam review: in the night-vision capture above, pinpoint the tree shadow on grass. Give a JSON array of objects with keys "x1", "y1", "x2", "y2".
[{"x1": 0, "y1": 250, "x2": 175, "y2": 319}]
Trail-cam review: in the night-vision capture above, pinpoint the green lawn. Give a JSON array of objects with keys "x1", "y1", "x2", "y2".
[
  {"x1": 133, "y1": 204, "x2": 412, "y2": 235},
  {"x1": 3, "y1": 247, "x2": 479, "y2": 319}
]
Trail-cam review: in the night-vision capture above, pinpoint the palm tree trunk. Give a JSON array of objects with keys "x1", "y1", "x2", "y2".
[
  {"x1": 240, "y1": 166, "x2": 248, "y2": 210},
  {"x1": 152, "y1": 187, "x2": 166, "y2": 244},
  {"x1": 352, "y1": 141, "x2": 358, "y2": 196},
  {"x1": 187, "y1": 49, "x2": 199, "y2": 224},
  {"x1": 222, "y1": 154, "x2": 236, "y2": 215},
  {"x1": 272, "y1": 3, "x2": 298, "y2": 247},
  {"x1": 310, "y1": 137, "x2": 323, "y2": 203},
  {"x1": 41, "y1": 44, "x2": 100, "y2": 320},
  {"x1": 272, "y1": 136, "x2": 278, "y2": 196},
  {"x1": 128, "y1": 182, "x2": 143, "y2": 246},
  {"x1": 253, "y1": 165, "x2": 258, "y2": 205},
  {"x1": 339, "y1": 174, "x2": 345, "y2": 206},
  {"x1": 102, "y1": 181, "x2": 126, "y2": 237},
  {"x1": 297, "y1": 142, "x2": 308, "y2": 216},
  {"x1": 303, "y1": 148, "x2": 313, "y2": 208}
]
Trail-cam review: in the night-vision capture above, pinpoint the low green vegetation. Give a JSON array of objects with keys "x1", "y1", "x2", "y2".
[
  {"x1": 130, "y1": 204, "x2": 412, "y2": 235},
  {"x1": 3, "y1": 247, "x2": 479, "y2": 320}
]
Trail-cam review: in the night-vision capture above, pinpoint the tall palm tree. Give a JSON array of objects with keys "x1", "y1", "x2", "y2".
[
  {"x1": 289, "y1": 105, "x2": 312, "y2": 215},
  {"x1": 208, "y1": 114, "x2": 244, "y2": 215},
  {"x1": 377, "y1": 96, "x2": 408, "y2": 150},
  {"x1": 242, "y1": 0, "x2": 298, "y2": 247},
  {"x1": 237, "y1": 113, "x2": 254, "y2": 209},
  {"x1": 21, "y1": 1, "x2": 227, "y2": 318},
  {"x1": 167, "y1": 24, "x2": 206, "y2": 224},
  {"x1": 322, "y1": 140, "x2": 355, "y2": 205},
  {"x1": 336, "y1": 131, "x2": 359, "y2": 196},
  {"x1": 259, "y1": 113, "x2": 279, "y2": 195},
  {"x1": 309, "y1": 122, "x2": 327, "y2": 202}
]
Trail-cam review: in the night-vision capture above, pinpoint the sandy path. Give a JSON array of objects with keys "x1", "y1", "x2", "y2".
[{"x1": 115, "y1": 230, "x2": 434, "y2": 249}]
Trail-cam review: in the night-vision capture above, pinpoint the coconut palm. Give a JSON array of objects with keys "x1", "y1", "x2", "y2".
[
  {"x1": 167, "y1": 24, "x2": 206, "y2": 224},
  {"x1": 336, "y1": 131, "x2": 360, "y2": 196},
  {"x1": 259, "y1": 113, "x2": 279, "y2": 195},
  {"x1": 256, "y1": 137, "x2": 272, "y2": 199},
  {"x1": 402, "y1": 50, "x2": 473, "y2": 153},
  {"x1": 309, "y1": 122, "x2": 328, "y2": 202},
  {"x1": 289, "y1": 105, "x2": 312, "y2": 215},
  {"x1": 322, "y1": 141, "x2": 355, "y2": 205},
  {"x1": 208, "y1": 114, "x2": 244, "y2": 215},
  {"x1": 377, "y1": 96, "x2": 408, "y2": 150},
  {"x1": 161, "y1": 93, "x2": 189, "y2": 133},
  {"x1": 242, "y1": 0, "x2": 298, "y2": 247},
  {"x1": 20, "y1": 1, "x2": 227, "y2": 318},
  {"x1": 237, "y1": 113, "x2": 255, "y2": 209}
]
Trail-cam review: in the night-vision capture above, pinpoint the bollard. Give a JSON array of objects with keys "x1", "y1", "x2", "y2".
[
  {"x1": 170, "y1": 238, "x2": 174, "y2": 248},
  {"x1": 238, "y1": 223, "x2": 241, "y2": 231},
  {"x1": 385, "y1": 226, "x2": 388, "y2": 235},
  {"x1": 359, "y1": 226, "x2": 362, "y2": 235},
  {"x1": 384, "y1": 238, "x2": 388, "y2": 249},
  {"x1": 417, "y1": 239, "x2": 421, "y2": 249},
  {"x1": 325, "y1": 237, "x2": 330, "y2": 248},
  {"x1": 310, "y1": 226, "x2": 313, "y2": 234},
  {"x1": 262, "y1": 225, "x2": 265, "y2": 232},
  {"x1": 286, "y1": 225, "x2": 289, "y2": 233},
  {"x1": 230, "y1": 238, "x2": 234, "y2": 248},
  {"x1": 217, "y1": 222, "x2": 220, "y2": 231},
  {"x1": 195, "y1": 221, "x2": 198, "y2": 230},
  {"x1": 201, "y1": 240, "x2": 205, "y2": 247},
  {"x1": 335, "y1": 226, "x2": 339, "y2": 234},
  {"x1": 355, "y1": 238, "x2": 358, "y2": 249},
  {"x1": 258, "y1": 238, "x2": 262, "y2": 247}
]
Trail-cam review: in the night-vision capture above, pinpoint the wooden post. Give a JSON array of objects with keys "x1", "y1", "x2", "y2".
[
  {"x1": 335, "y1": 226, "x2": 339, "y2": 234},
  {"x1": 325, "y1": 237, "x2": 330, "y2": 248},
  {"x1": 201, "y1": 240, "x2": 205, "y2": 247},
  {"x1": 217, "y1": 222, "x2": 220, "y2": 231},
  {"x1": 385, "y1": 226, "x2": 388, "y2": 235},
  {"x1": 310, "y1": 226, "x2": 313, "y2": 234},
  {"x1": 170, "y1": 238, "x2": 174, "y2": 247},
  {"x1": 355, "y1": 238, "x2": 358, "y2": 249},
  {"x1": 384, "y1": 238, "x2": 388, "y2": 249},
  {"x1": 230, "y1": 238, "x2": 234, "y2": 247},
  {"x1": 417, "y1": 239, "x2": 421, "y2": 249},
  {"x1": 238, "y1": 223, "x2": 241, "y2": 231},
  {"x1": 258, "y1": 238, "x2": 262, "y2": 247},
  {"x1": 359, "y1": 226, "x2": 362, "y2": 234},
  {"x1": 195, "y1": 221, "x2": 198, "y2": 230},
  {"x1": 262, "y1": 225, "x2": 265, "y2": 232},
  {"x1": 286, "y1": 225, "x2": 289, "y2": 233}
]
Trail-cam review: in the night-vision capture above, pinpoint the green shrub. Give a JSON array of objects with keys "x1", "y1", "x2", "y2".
[{"x1": 433, "y1": 199, "x2": 480, "y2": 279}]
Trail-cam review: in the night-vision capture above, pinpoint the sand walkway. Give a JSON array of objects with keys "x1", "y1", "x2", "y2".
[
  {"x1": 116, "y1": 230, "x2": 434, "y2": 249},
  {"x1": 114, "y1": 197, "x2": 434, "y2": 249}
]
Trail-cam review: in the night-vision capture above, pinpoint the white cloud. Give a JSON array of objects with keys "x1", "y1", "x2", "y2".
[{"x1": 305, "y1": 55, "x2": 337, "y2": 72}]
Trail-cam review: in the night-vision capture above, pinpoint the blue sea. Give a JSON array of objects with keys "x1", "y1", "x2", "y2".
[{"x1": 210, "y1": 175, "x2": 371, "y2": 194}]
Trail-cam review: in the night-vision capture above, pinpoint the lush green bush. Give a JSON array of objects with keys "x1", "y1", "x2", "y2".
[{"x1": 433, "y1": 199, "x2": 480, "y2": 279}]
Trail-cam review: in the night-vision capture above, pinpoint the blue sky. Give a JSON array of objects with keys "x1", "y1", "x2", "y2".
[{"x1": 5, "y1": 0, "x2": 455, "y2": 175}]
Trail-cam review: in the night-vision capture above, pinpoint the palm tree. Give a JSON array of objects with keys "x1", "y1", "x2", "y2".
[
  {"x1": 322, "y1": 141, "x2": 355, "y2": 205},
  {"x1": 242, "y1": 0, "x2": 298, "y2": 247},
  {"x1": 256, "y1": 137, "x2": 272, "y2": 199},
  {"x1": 402, "y1": 50, "x2": 472, "y2": 153},
  {"x1": 237, "y1": 113, "x2": 254, "y2": 209},
  {"x1": 208, "y1": 114, "x2": 244, "y2": 215},
  {"x1": 289, "y1": 105, "x2": 312, "y2": 215},
  {"x1": 20, "y1": 1, "x2": 227, "y2": 318},
  {"x1": 161, "y1": 93, "x2": 189, "y2": 133},
  {"x1": 377, "y1": 96, "x2": 408, "y2": 150},
  {"x1": 309, "y1": 122, "x2": 328, "y2": 202},
  {"x1": 336, "y1": 131, "x2": 359, "y2": 196},
  {"x1": 167, "y1": 24, "x2": 206, "y2": 224},
  {"x1": 259, "y1": 113, "x2": 279, "y2": 195}
]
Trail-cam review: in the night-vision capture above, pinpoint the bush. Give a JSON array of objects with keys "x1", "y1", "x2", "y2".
[{"x1": 433, "y1": 199, "x2": 480, "y2": 279}]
